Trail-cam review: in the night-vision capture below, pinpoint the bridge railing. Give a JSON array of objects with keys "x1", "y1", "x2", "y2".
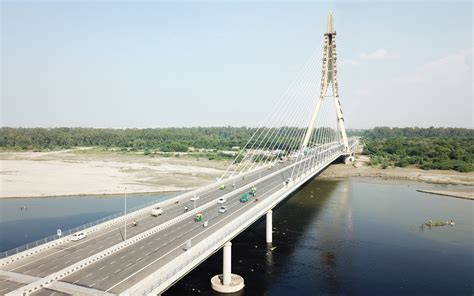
[
  {"x1": 0, "y1": 194, "x2": 179, "y2": 259},
  {"x1": 124, "y1": 149, "x2": 344, "y2": 295},
  {"x1": 1, "y1": 139, "x2": 357, "y2": 261}
]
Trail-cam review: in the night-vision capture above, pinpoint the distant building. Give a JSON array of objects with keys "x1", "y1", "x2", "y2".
[{"x1": 219, "y1": 151, "x2": 238, "y2": 156}]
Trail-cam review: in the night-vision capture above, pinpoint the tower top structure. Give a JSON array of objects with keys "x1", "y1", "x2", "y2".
[{"x1": 325, "y1": 11, "x2": 336, "y2": 35}]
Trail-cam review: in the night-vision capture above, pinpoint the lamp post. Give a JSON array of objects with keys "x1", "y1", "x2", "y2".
[{"x1": 123, "y1": 186, "x2": 127, "y2": 242}]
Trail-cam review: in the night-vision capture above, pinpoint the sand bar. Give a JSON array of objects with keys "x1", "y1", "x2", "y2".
[{"x1": 0, "y1": 149, "x2": 229, "y2": 198}]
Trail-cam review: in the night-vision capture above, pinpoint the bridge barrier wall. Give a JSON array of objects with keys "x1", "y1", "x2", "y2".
[
  {"x1": 6, "y1": 159, "x2": 305, "y2": 295},
  {"x1": 4, "y1": 139, "x2": 358, "y2": 295},
  {"x1": 122, "y1": 151, "x2": 343, "y2": 295},
  {"x1": 0, "y1": 193, "x2": 185, "y2": 266},
  {"x1": 8, "y1": 145, "x2": 347, "y2": 295},
  {"x1": 0, "y1": 139, "x2": 347, "y2": 267},
  {"x1": 0, "y1": 165, "x2": 268, "y2": 267}
]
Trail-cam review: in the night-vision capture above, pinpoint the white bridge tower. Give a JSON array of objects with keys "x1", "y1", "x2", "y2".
[{"x1": 302, "y1": 12, "x2": 349, "y2": 151}]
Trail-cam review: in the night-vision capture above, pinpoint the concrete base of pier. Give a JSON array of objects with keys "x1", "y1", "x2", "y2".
[{"x1": 210, "y1": 274, "x2": 244, "y2": 293}]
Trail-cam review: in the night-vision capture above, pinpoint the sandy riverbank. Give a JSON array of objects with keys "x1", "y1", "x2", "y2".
[
  {"x1": 1, "y1": 149, "x2": 472, "y2": 199},
  {"x1": 0, "y1": 149, "x2": 229, "y2": 198},
  {"x1": 318, "y1": 155, "x2": 474, "y2": 186}
]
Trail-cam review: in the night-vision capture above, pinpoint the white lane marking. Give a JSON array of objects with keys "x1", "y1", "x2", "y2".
[
  {"x1": 86, "y1": 273, "x2": 93, "y2": 278},
  {"x1": 98, "y1": 266, "x2": 105, "y2": 271},
  {"x1": 90, "y1": 282, "x2": 96, "y2": 287},
  {"x1": 105, "y1": 194, "x2": 260, "y2": 292},
  {"x1": 12, "y1": 161, "x2": 296, "y2": 286},
  {"x1": 114, "y1": 269, "x2": 121, "y2": 274},
  {"x1": 8, "y1": 164, "x2": 275, "y2": 272},
  {"x1": 73, "y1": 279, "x2": 80, "y2": 284},
  {"x1": 109, "y1": 260, "x2": 116, "y2": 265},
  {"x1": 120, "y1": 255, "x2": 127, "y2": 260}
]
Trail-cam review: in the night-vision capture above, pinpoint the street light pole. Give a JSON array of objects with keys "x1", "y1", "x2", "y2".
[{"x1": 124, "y1": 187, "x2": 127, "y2": 241}]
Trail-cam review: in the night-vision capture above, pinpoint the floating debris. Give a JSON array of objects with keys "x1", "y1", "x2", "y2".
[
  {"x1": 270, "y1": 247, "x2": 277, "y2": 251},
  {"x1": 424, "y1": 219, "x2": 455, "y2": 227}
]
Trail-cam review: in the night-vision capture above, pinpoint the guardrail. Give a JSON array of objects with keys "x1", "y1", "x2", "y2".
[
  {"x1": 0, "y1": 164, "x2": 269, "y2": 267},
  {"x1": 7, "y1": 148, "x2": 344, "y2": 295},
  {"x1": 122, "y1": 151, "x2": 342, "y2": 295},
  {"x1": 0, "y1": 196, "x2": 178, "y2": 260}
]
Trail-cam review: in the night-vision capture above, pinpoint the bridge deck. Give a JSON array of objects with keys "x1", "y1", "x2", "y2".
[{"x1": 2, "y1": 140, "x2": 356, "y2": 295}]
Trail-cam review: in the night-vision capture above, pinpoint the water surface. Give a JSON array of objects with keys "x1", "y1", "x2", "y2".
[
  {"x1": 0, "y1": 193, "x2": 173, "y2": 252},
  {"x1": 0, "y1": 180, "x2": 472, "y2": 295},
  {"x1": 165, "y1": 179, "x2": 473, "y2": 295}
]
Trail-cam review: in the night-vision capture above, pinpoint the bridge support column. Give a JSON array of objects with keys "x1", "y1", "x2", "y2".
[
  {"x1": 223, "y1": 241, "x2": 232, "y2": 285},
  {"x1": 211, "y1": 241, "x2": 244, "y2": 293},
  {"x1": 266, "y1": 210, "x2": 273, "y2": 244}
]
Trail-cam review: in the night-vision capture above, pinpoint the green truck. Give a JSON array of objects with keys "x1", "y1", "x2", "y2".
[{"x1": 240, "y1": 193, "x2": 250, "y2": 203}]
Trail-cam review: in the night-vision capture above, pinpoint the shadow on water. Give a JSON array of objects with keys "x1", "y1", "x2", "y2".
[{"x1": 164, "y1": 177, "x2": 342, "y2": 296}]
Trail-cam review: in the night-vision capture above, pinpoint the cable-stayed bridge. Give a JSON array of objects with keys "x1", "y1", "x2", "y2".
[{"x1": 0, "y1": 12, "x2": 358, "y2": 296}]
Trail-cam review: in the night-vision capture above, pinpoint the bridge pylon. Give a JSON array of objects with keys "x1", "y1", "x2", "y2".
[{"x1": 302, "y1": 12, "x2": 349, "y2": 152}]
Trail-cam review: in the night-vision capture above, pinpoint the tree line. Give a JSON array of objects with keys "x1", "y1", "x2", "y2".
[
  {"x1": 1, "y1": 126, "x2": 472, "y2": 172},
  {"x1": 362, "y1": 127, "x2": 473, "y2": 172}
]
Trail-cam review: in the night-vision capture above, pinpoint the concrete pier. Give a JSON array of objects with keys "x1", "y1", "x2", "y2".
[
  {"x1": 266, "y1": 210, "x2": 273, "y2": 244},
  {"x1": 211, "y1": 241, "x2": 244, "y2": 293},
  {"x1": 223, "y1": 241, "x2": 231, "y2": 285}
]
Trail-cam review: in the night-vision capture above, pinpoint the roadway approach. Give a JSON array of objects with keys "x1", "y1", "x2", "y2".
[{"x1": 0, "y1": 140, "x2": 357, "y2": 296}]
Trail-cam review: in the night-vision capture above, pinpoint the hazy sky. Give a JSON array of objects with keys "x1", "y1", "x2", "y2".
[{"x1": 1, "y1": 1, "x2": 472, "y2": 129}]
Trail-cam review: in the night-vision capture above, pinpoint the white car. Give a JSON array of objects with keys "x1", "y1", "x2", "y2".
[
  {"x1": 190, "y1": 195, "x2": 200, "y2": 202},
  {"x1": 217, "y1": 197, "x2": 226, "y2": 204},
  {"x1": 151, "y1": 207, "x2": 163, "y2": 216},
  {"x1": 71, "y1": 232, "x2": 86, "y2": 241},
  {"x1": 218, "y1": 206, "x2": 227, "y2": 213}
]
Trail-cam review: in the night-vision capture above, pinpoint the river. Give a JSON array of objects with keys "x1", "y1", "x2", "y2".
[{"x1": 0, "y1": 179, "x2": 472, "y2": 295}]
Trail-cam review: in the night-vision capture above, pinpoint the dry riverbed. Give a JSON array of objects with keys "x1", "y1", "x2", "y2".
[
  {"x1": 0, "y1": 149, "x2": 229, "y2": 198},
  {"x1": 1, "y1": 149, "x2": 472, "y2": 199}
]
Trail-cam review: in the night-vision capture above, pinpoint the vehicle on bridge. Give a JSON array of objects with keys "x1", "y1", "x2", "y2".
[
  {"x1": 217, "y1": 197, "x2": 226, "y2": 204},
  {"x1": 218, "y1": 206, "x2": 227, "y2": 213},
  {"x1": 190, "y1": 195, "x2": 200, "y2": 202},
  {"x1": 219, "y1": 184, "x2": 226, "y2": 190},
  {"x1": 70, "y1": 231, "x2": 86, "y2": 241},
  {"x1": 151, "y1": 207, "x2": 163, "y2": 216},
  {"x1": 240, "y1": 193, "x2": 250, "y2": 203},
  {"x1": 132, "y1": 220, "x2": 138, "y2": 227},
  {"x1": 195, "y1": 213, "x2": 203, "y2": 222},
  {"x1": 249, "y1": 186, "x2": 257, "y2": 196}
]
